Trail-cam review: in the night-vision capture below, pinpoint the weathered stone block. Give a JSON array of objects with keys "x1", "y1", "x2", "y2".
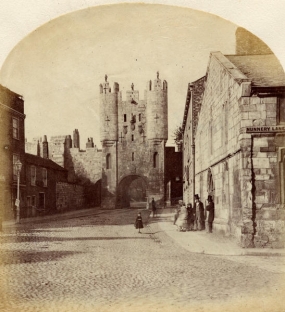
[
  {"x1": 265, "y1": 118, "x2": 277, "y2": 126},
  {"x1": 264, "y1": 97, "x2": 277, "y2": 104},
  {"x1": 248, "y1": 111, "x2": 261, "y2": 119}
]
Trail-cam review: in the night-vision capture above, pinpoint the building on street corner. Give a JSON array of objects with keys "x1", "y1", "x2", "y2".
[
  {"x1": 182, "y1": 28, "x2": 285, "y2": 248},
  {"x1": 0, "y1": 85, "x2": 26, "y2": 221}
]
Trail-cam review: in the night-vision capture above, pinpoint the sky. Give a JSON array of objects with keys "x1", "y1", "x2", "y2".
[{"x1": 0, "y1": 2, "x2": 283, "y2": 148}]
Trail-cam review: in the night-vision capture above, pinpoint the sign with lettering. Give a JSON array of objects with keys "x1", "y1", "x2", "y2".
[
  {"x1": 246, "y1": 126, "x2": 285, "y2": 133},
  {"x1": 15, "y1": 199, "x2": 20, "y2": 207}
]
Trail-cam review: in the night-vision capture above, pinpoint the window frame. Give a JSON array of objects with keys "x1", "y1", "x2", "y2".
[
  {"x1": 31, "y1": 166, "x2": 36, "y2": 186},
  {"x1": 12, "y1": 117, "x2": 19, "y2": 139},
  {"x1": 42, "y1": 168, "x2": 47, "y2": 187},
  {"x1": 106, "y1": 153, "x2": 111, "y2": 169},
  {"x1": 12, "y1": 154, "x2": 20, "y2": 181}
]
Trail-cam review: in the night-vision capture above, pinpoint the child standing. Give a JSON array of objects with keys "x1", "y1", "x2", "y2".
[{"x1": 135, "y1": 212, "x2": 144, "y2": 233}]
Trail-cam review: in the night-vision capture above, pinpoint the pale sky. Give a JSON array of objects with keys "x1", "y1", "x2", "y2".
[{"x1": 0, "y1": 2, "x2": 284, "y2": 148}]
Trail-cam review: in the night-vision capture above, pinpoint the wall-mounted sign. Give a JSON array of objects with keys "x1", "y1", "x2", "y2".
[{"x1": 246, "y1": 126, "x2": 285, "y2": 133}]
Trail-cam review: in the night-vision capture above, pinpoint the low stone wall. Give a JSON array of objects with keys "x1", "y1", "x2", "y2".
[{"x1": 56, "y1": 182, "x2": 85, "y2": 212}]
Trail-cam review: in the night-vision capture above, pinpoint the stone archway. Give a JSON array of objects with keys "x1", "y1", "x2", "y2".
[{"x1": 117, "y1": 175, "x2": 148, "y2": 208}]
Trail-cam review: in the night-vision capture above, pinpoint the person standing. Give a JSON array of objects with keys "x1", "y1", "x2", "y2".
[
  {"x1": 194, "y1": 194, "x2": 205, "y2": 231},
  {"x1": 151, "y1": 198, "x2": 157, "y2": 217},
  {"x1": 135, "y1": 212, "x2": 144, "y2": 233},
  {"x1": 175, "y1": 200, "x2": 188, "y2": 232},
  {"x1": 206, "y1": 195, "x2": 215, "y2": 233},
  {"x1": 186, "y1": 203, "x2": 194, "y2": 231}
]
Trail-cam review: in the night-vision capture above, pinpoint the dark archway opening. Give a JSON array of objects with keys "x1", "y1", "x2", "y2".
[{"x1": 117, "y1": 175, "x2": 147, "y2": 208}]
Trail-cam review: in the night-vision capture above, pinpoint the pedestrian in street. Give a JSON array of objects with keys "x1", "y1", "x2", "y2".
[
  {"x1": 175, "y1": 200, "x2": 188, "y2": 232},
  {"x1": 135, "y1": 212, "x2": 144, "y2": 233},
  {"x1": 151, "y1": 198, "x2": 157, "y2": 217},
  {"x1": 206, "y1": 195, "x2": 215, "y2": 233},
  {"x1": 173, "y1": 204, "x2": 180, "y2": 225},
  {"x1": 194, "y1": 194, "x2": 205, "y2": 231},
  {"x1": 186, "y1": 203, "x2": 194, "y2": 231}
]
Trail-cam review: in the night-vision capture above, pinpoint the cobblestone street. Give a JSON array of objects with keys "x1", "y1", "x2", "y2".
[{"x1": 0, "y1": 209, "x2": 284, "y2": 312}]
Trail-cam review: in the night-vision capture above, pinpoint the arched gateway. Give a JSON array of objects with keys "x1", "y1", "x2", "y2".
[
  {"x1": 99, "y1": 73, "x2": 168, "y2": 209},
  {"x1": 117, "y1": 175, "x2": 148, "y2": 208}
]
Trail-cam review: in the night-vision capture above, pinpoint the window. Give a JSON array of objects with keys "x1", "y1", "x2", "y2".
[
  {"x1": 13, "y1": 154, "x2": 20, "y2": 180},
  {"x1": 139, "y1": 114, "x2": 141, "y2": 122},
  {"x1": 32, "y1": 195, "x2": 36, "y2": 207},
  {"x1": 131, "y1": 135, "x2": 134, "y2": 141},
  {"x1": 106, "y1": 153, "x2": 111, "y2": 169},
  {"x1": 42, "y1": 168, "x2": 47, "y2": 187},
  {"x1": 31, "y1": 166, "x2": 36, "y2": 186},
  {"x1": 27, "y1": 196, "x2": 31, "y2": 207},
  {"x1": 278, "y1": 97, "x2": 285, "y2": 124},
  {"x1": 132, "y1": 152, "x2": 134, "y2": 161},
  {"x1": 124, "y1": 114, "x2": 127, "y2": 122},
  {"x1": 153, "y1": 152, "x2": 159, "y2": 168},
  {"x1": 12, "y1": 117, "x2": 19, "y2": 139},
  {"x1": 39, "y1": 193, "x2": 45, "y2": 209}
]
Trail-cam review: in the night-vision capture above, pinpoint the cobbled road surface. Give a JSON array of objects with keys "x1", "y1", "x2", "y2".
[{"x1": 0, "y1": 209, "x2": 284, "y2": 312}]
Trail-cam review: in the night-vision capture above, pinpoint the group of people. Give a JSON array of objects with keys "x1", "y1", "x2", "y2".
[{"x1": 174, "y1": 194, "x2": 214, "y2": 233}]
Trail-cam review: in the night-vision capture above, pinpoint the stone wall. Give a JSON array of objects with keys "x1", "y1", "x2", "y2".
[
  {"x1": 239, "y1": 96, "x2": 285, "y2": 247},
  {"x1": 56, "y1": 182, "x2": 84, "y2": 211},
  {"x1": 195, "y1": 52, "x2": 243, "y2": 236}
]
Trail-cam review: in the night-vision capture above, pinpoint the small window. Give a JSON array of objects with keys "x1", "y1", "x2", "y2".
[
  {"x1": 278, "y1": 97, "x2": 285, "y2": 124},
  {"x1": 32, "y1": 195, "x2": 36, "y2": 207},
  {"x1": 31, "y1": 166, "x2": 36, "y2": 186},
  {"x1": 132, "y1": 152, "x2": 134, "y2": 161},
  {"x1": 12, "y1": 117, "x2": 19, "y2": 139},
  {"x1": 42, "y1": 168, "x2": 47, "y2": 187},
  {"x1": 106, "y1": 153, "x2": 111, "y2": 169},
  {"x1": 139, "y1": 114, "x2": 141, "y2": 122},
  {"x1": 13, "y1": 154, "x2": 20, "y2": 180},
  {"x1": 124, "y1": 114, "x2": 127, "y2": 122},
  {"x1": 131, "y1": 135, "x2": 134, "y2": 141},
  {"x1": 153, "y1": 152, "x2": 159, "y2": 168}
]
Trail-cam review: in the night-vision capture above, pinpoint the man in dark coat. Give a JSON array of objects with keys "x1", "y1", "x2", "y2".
[
  {"x1": 206, "y1": 195, "x2": 215, "y2": 233},
  {"x1": 151, "y1": 198, "x2": 157, "y2": 217},
  {"x1": 194, "y1": 194, "x2": 205, "y2": 231}
]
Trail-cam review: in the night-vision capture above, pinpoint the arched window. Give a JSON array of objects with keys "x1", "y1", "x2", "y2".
[
  {"x1": 153, "y1": 152, "x2": 159, "y2": 168},
  {"x1": 106, "y1": 153, "x2": 111, "y2": 169}
]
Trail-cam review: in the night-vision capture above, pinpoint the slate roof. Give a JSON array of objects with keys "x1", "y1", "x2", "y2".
[
  {"x1": 225, "y1": 54, "x2": 285, "y2": 87},
  {"x1": 25, "y1": 153, "x2": 67, "y2": 171}
]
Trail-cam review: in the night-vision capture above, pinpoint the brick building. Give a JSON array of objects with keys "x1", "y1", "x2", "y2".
[
  {"x1": 0, "y1": 85, "x2": 25, "y2": 220},
  {"x1": 182, "y1": 29, "x2": 285, "y2": 247},
  {"x1": 26, "y1": 132, "x2": 102, "y2": 207},
  {"x1": 25, "y1": 153, "x2": 69, "y2": 217}
]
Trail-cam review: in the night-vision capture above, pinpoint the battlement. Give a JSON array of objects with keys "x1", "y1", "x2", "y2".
[
  {"x1": 146, "y1": 72, "x2": 167, "y2": 91},
  {"x1": 99, "y1": 75, "x2": 119, "y2": 94}
]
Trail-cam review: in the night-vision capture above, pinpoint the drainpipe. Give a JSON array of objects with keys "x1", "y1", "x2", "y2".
[{"x1": 189, "y1": 83, "x2": 195, "y2": 205}]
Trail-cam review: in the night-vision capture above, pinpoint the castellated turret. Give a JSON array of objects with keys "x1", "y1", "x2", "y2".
[
  {"x1": 99, "y1": 75, "x2": 119, "y2": 145},
  {"x1": 146, "y1": 71, "x2": 168, "y2": 141}
]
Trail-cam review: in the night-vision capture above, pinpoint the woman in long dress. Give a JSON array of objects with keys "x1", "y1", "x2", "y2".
[{"x1": 175, "y1": 202, "x2": 188, "y2": 232}]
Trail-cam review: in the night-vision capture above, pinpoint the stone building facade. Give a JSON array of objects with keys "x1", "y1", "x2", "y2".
[
  {"x1": 0, "y1": 84, "x2": 26, "y2": 221},
  {"x1": 182, "y1": 29, "x2": 285, "y2": 247},
  {"x1": 99, "y1": 73, "x2": 168, "y2": 208}
]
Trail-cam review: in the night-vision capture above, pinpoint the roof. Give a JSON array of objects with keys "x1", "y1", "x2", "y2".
[
  {"x1": 25, "y1": 153, "x2": 67, "y2": 172},
  {"x1": 225, "y1": 54, "x2": 285, "y2": 87}
]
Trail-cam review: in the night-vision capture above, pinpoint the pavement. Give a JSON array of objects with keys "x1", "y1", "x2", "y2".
[
  {"x1": 3, "y1": 206, "x2": 285, "y2": 257},
  {"x1": 0, "y1": 207, "x2": 284, "y2": 312},
  {"x1": 155, "y1": 208, "x2": 285, "y2": 256}
]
